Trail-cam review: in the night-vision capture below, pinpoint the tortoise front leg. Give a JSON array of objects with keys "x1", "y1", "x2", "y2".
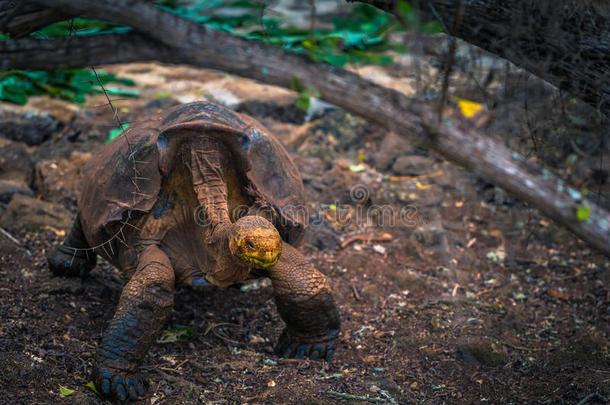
[
  {"x1": 93, "y1": 245, "x2": 175, "y2": 401},
  {"x1": 47, "y1": 214, "x2": 97, "y2": 277},
  {"x1": 268, "y1": 243, "x2": 340, "y2": 361}
]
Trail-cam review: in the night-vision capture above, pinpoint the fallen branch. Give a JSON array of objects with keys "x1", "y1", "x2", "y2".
[
  {"x1": 0, "y1": 1, "x2": 67, "y2": 38},
  {"x1": 2, "y1": 0, "x2": 609, "y2": 256},
  {"x1": 0, "y1": 33, "x2": 177, "y2": 70}
]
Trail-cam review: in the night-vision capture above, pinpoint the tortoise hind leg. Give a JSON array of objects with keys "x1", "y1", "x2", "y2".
[
  {"x1": 267, "y1": 242, "x2": 341, "y2": 361},
  {"x1": 93, "y1": 244, "x2": 175, "y2": 401},
  {"x1": 47, "y1": 214, "x2": 97, "y2": 277}
]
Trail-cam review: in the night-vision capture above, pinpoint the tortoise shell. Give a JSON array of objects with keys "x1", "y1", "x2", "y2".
[{"x1": 78, "y1": 102, "x2": 306, "y2": 249}]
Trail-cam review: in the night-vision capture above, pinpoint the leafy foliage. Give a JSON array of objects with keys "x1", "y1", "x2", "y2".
[
  {"x1": 31, "y1": 17, "x2": 128, "y2": 38},
  {"x1": 162, "y1": 0, "x2": 408, "y2": 67},
  {"x1": 0, "y1": 69, "x2": 138, "y2": 105},
  {"x1": 0, "y1": 1, "x2": 442, "y2": 105}
]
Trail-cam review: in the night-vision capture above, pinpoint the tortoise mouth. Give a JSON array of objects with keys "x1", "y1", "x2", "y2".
[
  {"x1": 237, "y1": 251, "x2": 280, "y2": 269},
  {"x1": 228, "y1": 216, "x2": 282, "y2": 269}
]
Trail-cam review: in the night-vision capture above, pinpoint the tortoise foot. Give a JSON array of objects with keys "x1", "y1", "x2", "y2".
[
  {"x1": 93, "y1": 366, "x2": 147, "y2": 402},
  {"x1": 47, "y1": 244, "x2": 96, "y2": 277},
  {"x1": 275, "y1": 328, "x2": 339, "y2": 361}
]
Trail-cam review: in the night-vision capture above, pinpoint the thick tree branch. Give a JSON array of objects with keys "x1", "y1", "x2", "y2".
[
  {"x1": 351, "y1": 0, "x2": 610, "y2": 117},
  {"x1": 0, "y1": 1, "x2": 66, "y2": 38},
  {"x1": 0, "y1": 33, "x2": 177, "y2": 69},
  {"x1": 2, "y1": 0, "x2": 609, "y2": 256}
]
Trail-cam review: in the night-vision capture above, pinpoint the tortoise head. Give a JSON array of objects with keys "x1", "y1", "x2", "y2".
[{"x1": 228, "y1": 215, "x2": 282, "y2": 269}]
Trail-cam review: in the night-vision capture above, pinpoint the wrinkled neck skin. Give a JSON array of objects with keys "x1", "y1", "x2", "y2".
[{"x1": 203, "y1": 221, "x2": 251, "y2": 287}]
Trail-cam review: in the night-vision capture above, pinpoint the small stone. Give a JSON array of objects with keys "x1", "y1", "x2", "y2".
[
  {"x1": 267, "y1": 380, "x2": 276, "y2": 388},
  {"x1": 486, "y1": 247, "x2": 506, "y2": 263},
  {"x1": 412, "y1": 222, "x2": 447, "y2": 248},
  {"x1": 374, "y1": 132, "x2": 414, "y2": 171},
  {"x1": 249, "y1": 335, "x2": 265, "y2": 344},
  {"x1": 372, "y1": 244, "x2": 386, "y2": 255},
  {"x1": 392, "y1": 155, "x2": 434, "y2": 176}
]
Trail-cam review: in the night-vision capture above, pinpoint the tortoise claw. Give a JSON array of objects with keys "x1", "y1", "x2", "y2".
[
  {"x1": 93, "y1": 366, "x2": 147, "y2": 402},
  {"x1": 275, "y1": 328, "x2": 339, "y2": 361}
]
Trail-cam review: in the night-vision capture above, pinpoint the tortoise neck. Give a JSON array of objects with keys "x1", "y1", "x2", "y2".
[{"x1": 189, "y1": 135, "x2": 232, "y2": 226}]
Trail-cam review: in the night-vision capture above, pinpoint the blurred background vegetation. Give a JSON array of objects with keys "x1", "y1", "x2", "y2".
[{"x1": 0, "y1": 0, "x2": 441, "y2": 106}]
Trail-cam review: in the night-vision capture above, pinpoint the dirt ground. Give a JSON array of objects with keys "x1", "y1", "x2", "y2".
[{"x1": 0, "y1": 57, "x2": 609, "y2": 405}]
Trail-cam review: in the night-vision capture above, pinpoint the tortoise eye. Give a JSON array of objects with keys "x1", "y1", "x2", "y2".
[{"x1": 245, "y1": 240, "x2": 255, "y2": 249}]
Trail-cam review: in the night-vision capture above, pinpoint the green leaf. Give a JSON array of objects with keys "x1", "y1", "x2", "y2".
[
  {"x1": 295, "y1": 91, "x2": 311, "y2": 112},
  {"x1": 106, "y1": 123, "x2": 129, "y2": 143},
  {"x1": 58, "y1": 385, "x2": 75, "y2": 398},
  {"x1": 576, "y1": 204, "x2": 591, "y2": 222},
  {"x1": 102, "y1": 86, "x2": 140, "y2": 98},
  {"x1": 349, "y1": 163, "x2": 366, "y2": 173},
  {"x1": 158, "y1": 326, "x2": 193, "y2": 343},
  {"x1": 84, "y1": 381, "x2": 99, "y2": 394},
  {"x1": 154, "y1": 91, "x2": 172, "y2": 100}
]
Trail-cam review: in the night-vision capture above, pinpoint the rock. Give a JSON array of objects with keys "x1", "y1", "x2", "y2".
[
  {"x1": 0, "y1": 179, "x2": 34, "y2": 204},
  {"x1": 34, "y1": 151, "x2": 92, "y2": 204},
  {"x1": 480, "y1": 181, "x2": 513, "y2": 206},
  {"x1": 392, "y1": 155, "x2": 434, "y2": 176},
  {"x1": 0, "y1": 109, "x2": 61, "y2": 145},
  {"x1": 0, "y1": 138, "x2": 34, "y2": 183},
  {"x1": 374, "y1": 132, "x2": 414, "y2": 171},
  {"x1": 456, "y1": 341, "x2": 507, "y2": 367},
  {"x1": 412, "y1": 220, "x2": 447, "y2": 248},
  {"x1": 304, "y1": 219, "x2": 340, "y2": 250},
  {"x1": 0, "y1": 194, "x2": 72, "y2": 232},
  {"x1": 411, "y1": 217, "x2": 451, "y2": 262}
]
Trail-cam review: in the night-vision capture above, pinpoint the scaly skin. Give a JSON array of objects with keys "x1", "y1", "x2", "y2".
[
  {"x1": 190, "y1": 135, "x2": 231, "y2": 228},
  {"x1": 268, "y1": 242, "x2": 341, "y2": 360},
  {"x1": 93, "y1": 244, "x2": 175, "y2": 401}
]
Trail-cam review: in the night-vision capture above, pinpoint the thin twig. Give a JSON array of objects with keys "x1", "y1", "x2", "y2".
[
  {"x1": 323, "y1": 390, "x2": 389, "y2": 404},
  {"x1": 0, "y1": 227, "x2": 32, "y2": 256},
  {"x1": 0, "y1": 227, "x2": 21, "y2": 246}
]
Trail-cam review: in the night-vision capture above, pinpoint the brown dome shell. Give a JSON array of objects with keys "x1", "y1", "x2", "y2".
[{"x1": 78, "y1": 102, "x2": 307, "y2": 249}]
